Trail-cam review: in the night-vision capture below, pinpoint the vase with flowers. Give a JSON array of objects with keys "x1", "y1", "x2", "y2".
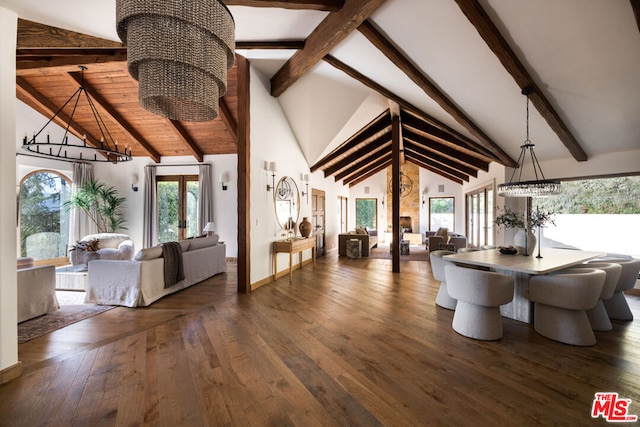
[{"x1": 494, "y1": 207, "x2": 555, "y2": 256}]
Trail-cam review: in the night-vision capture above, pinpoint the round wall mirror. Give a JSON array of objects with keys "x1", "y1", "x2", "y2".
[{"x1": 274, "y1": 176, "x2": 300, "y2": 230}]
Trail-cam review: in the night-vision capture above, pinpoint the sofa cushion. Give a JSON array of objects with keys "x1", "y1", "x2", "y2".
[
  {"x1": 188, "y1": 234, "x2": 219, "y2": 251},
  {"x1": 179, "y1": 240, "x2": 191, "y2": 252},
  {"x1": 135, "y1": 246, "x2": 163, "y2": 261}
]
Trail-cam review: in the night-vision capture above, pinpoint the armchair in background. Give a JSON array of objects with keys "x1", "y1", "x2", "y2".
[{"x1": 69, "y1": 233, "x2": 135, "y2": 267}]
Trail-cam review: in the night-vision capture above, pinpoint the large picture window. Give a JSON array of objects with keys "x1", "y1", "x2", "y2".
[
  {"x1": 355, "y1": 198, "x2": 377, "y2": 230},
  {"x1": 19, "y1": 170, "x2": 71, "y2": 261},
  {"x1": 157, "y1": 175, "x2": 199, "y2": 242},
  {"x1": 429, "y1": 197, "x2": 454, "y2": 231}
]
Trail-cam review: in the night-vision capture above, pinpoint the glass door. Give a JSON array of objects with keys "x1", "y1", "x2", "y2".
[{"x1": 157, "y1": 175, "x2": 199, "y2": 243}]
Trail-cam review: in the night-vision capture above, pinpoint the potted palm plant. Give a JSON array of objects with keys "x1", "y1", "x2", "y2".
[{"x1": 63, "y1": 180, "x2": 127, "y2": 233}]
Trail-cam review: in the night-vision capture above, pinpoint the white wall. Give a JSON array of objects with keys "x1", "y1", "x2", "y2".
[
  {"x1": 0, "y1": 6, "x2": 18, "y2": 375},
  {"x1": 346, "y1": 172, "x2": 386, "y2": 232},
  {"x1": 249, "y1": 66, "x2": 311, "y2": 283}
]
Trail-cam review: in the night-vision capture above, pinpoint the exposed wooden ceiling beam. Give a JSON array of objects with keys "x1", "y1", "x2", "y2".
[
  {"x1": 323, "y1": 54, "x2": 500, "y2": 163},
  {"x1": 16, "y1": 48, "x2": 127, "y2": 70},
  {"x1": 333, "y1": 140, "x2": 391, "y2": 181},
  {"x1": 225, "y1": 0, "x2": 343, "y2": 11},
  {"x1": 270, "y1": 0, "x2": 387, "y2": 97},
  {"x1": 168, "y1": 120, "x2": 205, "y2": 162},
  {"x1": 358, "y1": 19, "x2": 516, "y2": 167},
  {"x1": 344, "y1": 155, "x2": 391, "y2": 186},
  {"x1": 454, "y1": 0, "x2": 588, "y2": 162},
  {"x1": 407, "y1": 158, "x2": 464, "y2": 185},
  {"x1": 219, "y1": 96, "x2": 238, "y2": 143},
  {"x1": 400, "y1": 110, "x2": 494, "y2": 162},
  {"x1": 311, "y1": 110, "x2": 390, "y2": 171},
  {"x1": 404, "y1": 141, "x2": 477, "y2": 179},
  {"x1": 404, "y1": 129, "x2": 489, "y2": 172},
  {"x1": 17, "y1": 19, "x2": 123, "y2": 49},
  {"x1": 631, "y1": 0, "x2": 640, "y2": 33},
  {"x1": 66, "y1": 71, "x2": 161, "y2": 163},
  {"x1": 16, "y1": 76, "x2": 108, "y2": 158},
  {"x1": 324, "y1": 133, "x2": 390, "y2": 177},
  {"x1": 235, "y1": 40, "x2": 305, "y2": 50}
]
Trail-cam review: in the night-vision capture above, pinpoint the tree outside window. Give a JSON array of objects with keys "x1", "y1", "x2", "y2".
[
  {"x1": 429, "y1": 197, "x2": 454, "y2": 231},
  {"x1": 355, "y1": 198, "x2": 377, "y2": 230},
  {"x1": 19, "y1": 171, "x2": 71, "y2": 260}
]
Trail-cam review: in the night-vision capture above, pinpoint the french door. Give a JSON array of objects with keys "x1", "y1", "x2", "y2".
[
  {"x1": 465, "y1": 185, "x2": 494, "y2": 248},
  {"x1": 156, "y1": 175, "x2": 199, "y2": 242}
]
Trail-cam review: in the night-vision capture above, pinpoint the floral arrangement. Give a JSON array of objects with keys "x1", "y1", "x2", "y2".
[{"x1": 494, "y1": 207, "x2": 555, "y2": 230}]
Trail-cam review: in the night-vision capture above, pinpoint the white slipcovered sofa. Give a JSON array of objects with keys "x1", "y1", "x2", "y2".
[
  {"x1": 85, "y1": 235, "x2": 226, "y2": 307},
  {"x1": 17, "y1": 258, "x2": 59, "y2": 322}
]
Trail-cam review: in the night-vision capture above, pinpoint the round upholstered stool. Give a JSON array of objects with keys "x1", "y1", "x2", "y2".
[
  {"x1": 570, "y1": 262, "x2": 622, "y2": 331},
  {"x1": 528, "y1": 268, "x2": 605, "y2": 346},
  {"x1": 588, "y1": 258, "x2": 640, "y2": 321},
  {"x1": 445, "y1": 264, "x2": 514, "y2": 340},
  {"x1": 429, "y1": 250, "x2": 457, "y2": 310}
]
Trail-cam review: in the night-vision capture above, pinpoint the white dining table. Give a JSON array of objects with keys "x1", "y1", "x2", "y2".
[{"x1": 443, "y1": 248, "x2": 604, "y2": 323}]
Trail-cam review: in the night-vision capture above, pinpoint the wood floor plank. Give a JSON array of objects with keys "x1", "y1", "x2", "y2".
[{"x1": 1, "y1": 255, "x2": 640, "y2": 426}]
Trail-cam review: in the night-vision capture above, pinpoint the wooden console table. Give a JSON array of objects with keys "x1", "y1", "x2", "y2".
[{"x1": 273, "y1": 237, "x2": 316, "y2": 283}]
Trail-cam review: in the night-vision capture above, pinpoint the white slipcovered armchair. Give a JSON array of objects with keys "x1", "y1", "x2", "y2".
[{"x1": 69, "y1": 233, "x2": 135, "y2": 267}]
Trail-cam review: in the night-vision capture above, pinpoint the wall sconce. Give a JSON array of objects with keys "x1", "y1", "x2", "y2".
[
  {"x1": 421, "y1": 188, "x2": 428, "y2": 206},
  {"x1": 265, "y1": 161, "x2": 277, "y2": 192},
  {"x1": 381, "y1": 194, "x2": 385, "y2": 207},
  {"x1": 131, "y1": 173, "x2": 139, "y2": 192},
  {"x1": 219, "y1": 172, "x2": 228, "y2": 191},
  {"x1": 300, "y1": 173, "x2": 309, "y2": 203}
]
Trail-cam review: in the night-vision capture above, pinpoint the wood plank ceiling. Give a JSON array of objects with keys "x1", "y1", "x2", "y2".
[{"x1": 14, "y1": 0, "x2": 598, "y2": 183}]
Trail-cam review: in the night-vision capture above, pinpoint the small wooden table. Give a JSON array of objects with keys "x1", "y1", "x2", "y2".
[
  {"x1": 443, "y1": 248, "x2": 604, "y2": 323},
  {"x1": 273, "y1": 237, "x2": 316, "y2": 283}
]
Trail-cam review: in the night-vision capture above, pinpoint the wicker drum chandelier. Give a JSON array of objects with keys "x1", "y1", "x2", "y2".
[{"x1": 116, "y1": 0, "x2": 235, "y2": 122}]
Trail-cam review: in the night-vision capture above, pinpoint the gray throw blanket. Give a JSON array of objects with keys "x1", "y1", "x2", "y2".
[{"x1": 162, "y1": 241, "x2": 185, "y2": 288}]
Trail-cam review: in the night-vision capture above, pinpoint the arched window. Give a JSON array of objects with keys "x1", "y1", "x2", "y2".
[{"x1": 19, "y1": 170, "x2": 71, "y2": 263}]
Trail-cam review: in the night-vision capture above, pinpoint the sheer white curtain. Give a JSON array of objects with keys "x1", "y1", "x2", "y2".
[
  {"x1": 68, "y1": 162, "x2": 95, "y2": 246},
  {"x1": 143, "y1": 165, "x2": 157, "y2": 248},
  {"x1": 198, "y1": 164, "x2": 214, "y2": 234}
]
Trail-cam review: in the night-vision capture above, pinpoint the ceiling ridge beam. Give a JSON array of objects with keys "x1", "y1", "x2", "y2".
[
  {"x1": 225, "y1": 0, "x2": 344, "y2": 11},
  {"x1": 66, "y1": 71, "x2": 161, "y2": 163},
  {"x1": 358, "y1": 19, "x2": 516, "y2": 167},
  {"x1": 322, "y1": 54, "x2": 502, "y2": 163},
  {"x1": 454, "y1": 0, "x2": 588, "y2": 161},
  {"x1": 310, "y1": 110, "x2": 390, "y2": 171},
  {"x1": 16, "y1": 76, "x2": 108, "y2": 159},
  {"x1": 270, "y1": 0, "x2": 387, "y2": 97},
  {"x1": 402, "y1": 128, "x2": 489, "y2": 171}
]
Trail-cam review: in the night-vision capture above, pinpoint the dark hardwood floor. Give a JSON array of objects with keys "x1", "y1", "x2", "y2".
[{"x1": 1, "y1": 254, "x2": 639, "y2": 426}]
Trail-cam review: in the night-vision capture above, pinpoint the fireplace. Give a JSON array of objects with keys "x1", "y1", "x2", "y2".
[{"x1": 400, "y1": 216, "x2": 412, "y2": 233}]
